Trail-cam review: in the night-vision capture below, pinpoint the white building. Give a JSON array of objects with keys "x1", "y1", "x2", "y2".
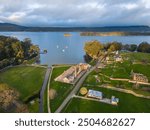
[
  {"x1": 87, "y1": 89, "x2": 103, "y2": 100},
  {"x1": 115, "y1": 56, "x2": 123, "y2": 62},
  {"x1": 111, "y1": 96, "x2": 119, "y2": 105}
]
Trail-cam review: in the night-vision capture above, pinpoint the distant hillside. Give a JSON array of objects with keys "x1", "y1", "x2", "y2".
[
  {"x1": 0, "y1": 23, "x2": 26, "y2": 31},
  {"x1": 0, "y1": 23, "x2": 150, "y2": 32}
]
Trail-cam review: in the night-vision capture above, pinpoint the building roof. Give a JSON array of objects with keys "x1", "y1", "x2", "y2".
[
  {"x1": 88, "y1": 89, "x2": 103, "y2": 98},
  {"x1": 111, "y1": 96, "x2": 119, "y2": 103}
]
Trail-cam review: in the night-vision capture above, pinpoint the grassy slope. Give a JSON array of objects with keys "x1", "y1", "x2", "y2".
[
  {"x1": 122, "y1": 52, "x2": 150, "y2": 63},
  {"x1": 100, "y1": 52, "x2": 150, "y2": 79},
  {"x1": 101, "y1": 62, "x2": 150, "y2": 80},
  {"x1": 27, "y1": 98, "x2": 39, "y2": 113},
  {"x1": 50, "y1": 66, "x2": 73, "y2": 112},
  {"x1": 0, "y1": 66, "x2": 46, "y2": 101},
  {"x1": 63, "y1": 86, "x2": 150, "y2": 113}
]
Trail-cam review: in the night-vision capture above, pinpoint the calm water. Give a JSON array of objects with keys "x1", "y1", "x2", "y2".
[{"x1": 0, "y1": 32, "x2": 150, "y2": 66}]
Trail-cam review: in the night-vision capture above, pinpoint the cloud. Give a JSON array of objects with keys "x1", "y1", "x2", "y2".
[{"x1": 0, "y1": 0, "x2": 150, "y2": 26}]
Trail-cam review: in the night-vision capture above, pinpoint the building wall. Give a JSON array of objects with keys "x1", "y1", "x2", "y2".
[{"x1": 133, "y1": 73, "x2": 148, "y2": 83}]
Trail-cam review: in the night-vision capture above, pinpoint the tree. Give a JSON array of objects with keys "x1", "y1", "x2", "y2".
[
  {"x1": 104, "y1": 42, "x2": 111, "y2": 50},
  {"x1": 108, "y1": 44, "x2": 116, "y2": 52},
  {"x1": 84, "y1": 53, "x2": 92, "y2": 63},
  {"x1": 129, "y1": 44, "x2": 137, "y2": 52},
  {"x1": 123, "y1": 44, "x2": 130, "y2": 51},
  {"x1": 106, "y1": 41, "x2": 122, "y2": 52},
  {"x1": 23, "y1": 38, "x2": 31, "y2": 45},
  {"x1": 0, "y1": 35, "x2": 39, "y2": 69},
  {"x1": 22, "y1": 38, "x2": 32, "y2": 58},
  {"x1": 137, "y1": 42, "x2": 150, "y2": 53},
  {"x1": 11, "y1": 42, "x2": 23, "y2": 56},
  {"x1": 84, "y1": 40, "x2": 103, "y2": 59},
  {"x1": 28, "y1": 45, "x2": 39, "y2": 57},
  {"x1": 0, "y1": 41, "x2": 5, "y2": 60},
  {"x1": 16, "y1": 50, "x2": 24, "y2": 59},
  {"x1": 111, "y1": 41, "x2": 122, "y2": 51}
]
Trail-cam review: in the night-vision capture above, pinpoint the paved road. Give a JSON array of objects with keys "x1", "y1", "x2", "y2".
[
  {"x1": 55, "y1": 57, "x2": 106, "y2": 113},
  {"x1": 55, "y1": 65, "x2": 97, "y2": 113},
  {"x1": 39, "y1": 67, "x2": 51, "y2": 113}
]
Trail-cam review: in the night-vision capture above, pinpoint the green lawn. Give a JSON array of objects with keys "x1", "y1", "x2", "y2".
[
  {"x1": 28, "y1": 98, "x2": 39, "y2": 113},
  {"x1": 122, "y1": 52, "x2": 150, "y2": 63},
  {"x1": 132, "y1": 64, "x2": 150, "y2": 81},
  {"x1": 26, "y1": 58, "x2": 37, "y2": 64},
  {"x1": 0, "y1": 66, "x2": 46, "y2": 101},
  {"x1": 50, "y1": 66, "x2": 74, "y2": 112},
  {"x1": 100, "y1": 61, "x2": 132, "y2": 79},
  {"x1": 63, "y1": 86, "x2": 150, "y2": 113}
]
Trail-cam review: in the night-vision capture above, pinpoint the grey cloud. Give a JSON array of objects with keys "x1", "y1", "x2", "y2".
[{"x1": 0, "y1": 0, "x2": 150, "y2": 26}]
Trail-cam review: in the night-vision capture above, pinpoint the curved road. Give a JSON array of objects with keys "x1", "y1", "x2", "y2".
[
  {"x1": 55, "y1": 65, "x2": 97, "y2": 113},
  {"x1": 55, "y1": 58, "x2": 104, "y2": 113},
  {"x1": 39, "y1": 67, "x2": 51, "y2": 113}
]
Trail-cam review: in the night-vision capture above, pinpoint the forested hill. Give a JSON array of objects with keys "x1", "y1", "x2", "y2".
[{"x1": 0, "y1": 23, "x2": 150, "y2": 32}]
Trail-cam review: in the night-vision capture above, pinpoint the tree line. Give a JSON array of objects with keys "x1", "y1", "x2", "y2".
[
  {"x1": 84, "y1": 40, "x2": 150, "y2": 62},
  {"x1": 0, "y1": 35, "x2": 39, "y2": 69}
]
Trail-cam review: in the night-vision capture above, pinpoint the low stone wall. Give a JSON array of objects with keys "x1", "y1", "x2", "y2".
[
  {"x1": 100, "y1": 73, "x2": 150, "y2": 86},
  {"x1": 110, "y1": 77, "x2": 129, "y2": 81},
  {"x1": 100, "y1": 85, "x2": 150, "y2": 99}
]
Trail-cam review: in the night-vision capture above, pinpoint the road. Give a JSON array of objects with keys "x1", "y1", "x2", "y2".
[
  {"x1": 55, "y1": 63, "x2": 98, "y2": 113},
  {"x1": 54, "y1": 57, "x2": 105, "y2": 113},
  {"x1": 39, "y1": 67, "x2": 51, "y2": 113}
]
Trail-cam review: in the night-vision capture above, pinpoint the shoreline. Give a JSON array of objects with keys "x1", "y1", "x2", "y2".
[{"x1": 80, "y1": 31, "x2": 150, "y2": 36}]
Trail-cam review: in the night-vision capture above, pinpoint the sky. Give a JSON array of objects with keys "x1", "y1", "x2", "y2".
[{"x1": 0, "y1": 0, "x2": 150, "y2": 27}]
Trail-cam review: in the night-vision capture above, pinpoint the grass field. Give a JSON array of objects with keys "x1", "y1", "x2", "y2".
[
  {"x1": 122, "y1": 52, "x2": 150, "y2": 63},
  {"x1": 63, "y1": 86, "x2": 150, "y2": 113},
  {"x1": 0, "y1": 66, "x2": 46, "y2": 112},
  {"x1": 100, "y1": 61, "x2": 131, "y2": 79},
  {"x1": 50, "y1": 66, "x2": 74, "y2": 112},
  {"x1": 106, "y1": 62, "x2": 150, "y2": 81},
  {"x1": 27, "y1": 98, "x2": 39, "y2": 113},
  {"x1": 0, "y1": 66, "x2": 46, "y2": 101}
]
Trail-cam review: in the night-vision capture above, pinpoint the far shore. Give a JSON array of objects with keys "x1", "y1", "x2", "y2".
[{"x1": 80, "y1": 31, "x2": 150, "y2": 36}]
